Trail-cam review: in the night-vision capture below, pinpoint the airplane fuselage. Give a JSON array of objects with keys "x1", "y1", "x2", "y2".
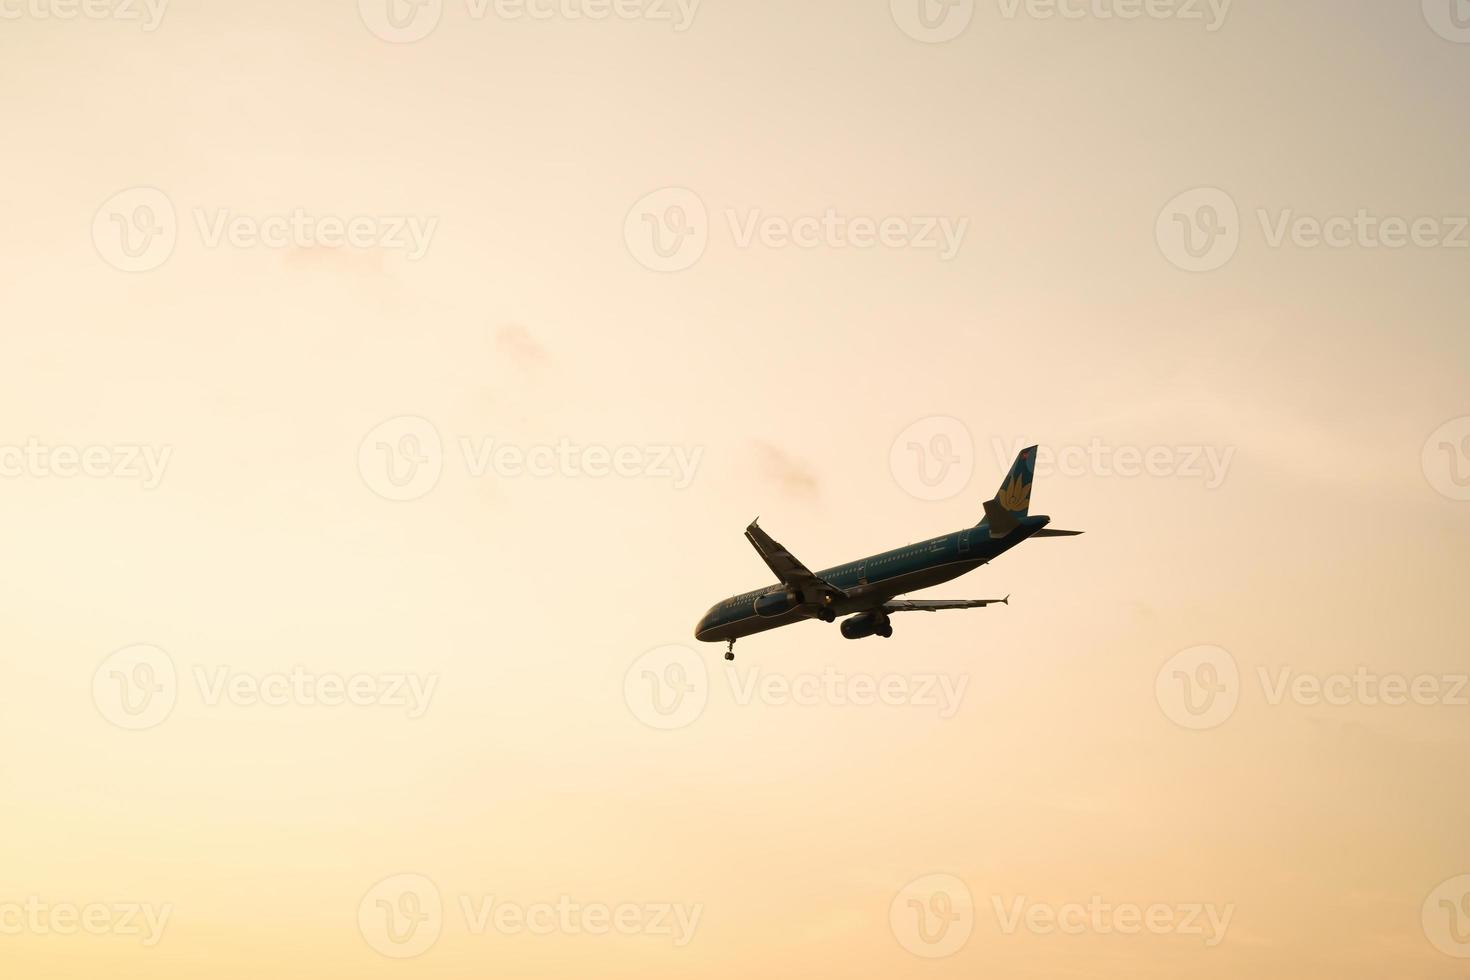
[{"x1": 694, "y1": 515, "x2": 1051, "y2": 643}]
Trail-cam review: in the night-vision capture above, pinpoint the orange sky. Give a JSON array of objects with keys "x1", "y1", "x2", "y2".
[{"x1": 2, "y1": 1, "x2": 1468, "y2": 977}]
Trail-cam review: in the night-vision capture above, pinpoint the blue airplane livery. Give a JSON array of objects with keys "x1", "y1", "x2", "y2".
[{"x1": 695, "y1": 446, "x2": 1081, "y2": 659}]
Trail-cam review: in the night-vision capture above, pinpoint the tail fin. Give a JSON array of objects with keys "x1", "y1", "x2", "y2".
[{"x1": 981, "y1": 446, "x2": 1036, "y2": 536}]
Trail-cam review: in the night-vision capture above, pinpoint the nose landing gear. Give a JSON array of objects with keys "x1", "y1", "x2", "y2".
[{"x1": 725, "y1": 639, "x2": 736, "y2": 661}]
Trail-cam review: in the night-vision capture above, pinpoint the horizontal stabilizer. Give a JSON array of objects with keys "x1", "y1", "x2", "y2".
[
  {"x1": 884, "y1": 596, "x2": 1009, "y2": 613},
  {"x1": 1031, "y1": 528, "x2": 1083, "y2": 537}
]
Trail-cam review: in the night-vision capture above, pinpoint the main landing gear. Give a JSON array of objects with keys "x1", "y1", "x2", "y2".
[{"x1": 725, "y1": 639, "x2": 736, "y2": 661}]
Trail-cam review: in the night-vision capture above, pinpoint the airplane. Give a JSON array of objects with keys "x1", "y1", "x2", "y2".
[{"x1": 694, "y1": 446, "x2": 1081, "y2": 659}]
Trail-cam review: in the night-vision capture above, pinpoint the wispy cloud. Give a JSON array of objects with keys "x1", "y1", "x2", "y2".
[
  {"x1": 752, "y1": 442, "x2": 819, "y2": 500},
  {"x1": 494, "y1": 324, "x2": 551, "y2": 368}
]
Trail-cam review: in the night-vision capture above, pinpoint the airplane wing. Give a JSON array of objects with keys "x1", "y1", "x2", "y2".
[
  {"x1": 744, "y1": 520, "x2": 848, "y2": 600},
  {"x1": 883, "y1": 596, "x2": 1009, "y2": 613}
]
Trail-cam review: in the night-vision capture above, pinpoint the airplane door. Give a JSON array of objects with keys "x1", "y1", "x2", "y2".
[
  {"x1": 857, "y1": 559, "x2": 868, "y2": 586},
  {"x1": 958, "y1": 530, "x2": 971, "y2": 556}
]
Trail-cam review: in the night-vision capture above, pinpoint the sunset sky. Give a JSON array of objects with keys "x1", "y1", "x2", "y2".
[{"x1": 2, "y1": 1, "x2": 1469, "y2": 977}]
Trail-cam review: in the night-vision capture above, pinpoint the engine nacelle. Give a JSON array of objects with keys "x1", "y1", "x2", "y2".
[
  {"x1": 840, "y1": 612, "x2": 890, "y2": 640},
  {"x1": 753, "y1": 589, "x2": 800, "y2": 618}
]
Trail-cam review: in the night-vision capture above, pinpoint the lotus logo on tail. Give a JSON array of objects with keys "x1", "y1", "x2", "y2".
[{"x1": 997, "y1": 473, "x2": 1031, "y2": 512}]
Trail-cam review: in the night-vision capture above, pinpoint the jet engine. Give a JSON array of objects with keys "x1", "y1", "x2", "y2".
[{"x1": 840, "y1": 612, "x2": 893, "y2": 639}]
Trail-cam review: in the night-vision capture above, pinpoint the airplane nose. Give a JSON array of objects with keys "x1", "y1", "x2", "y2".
[{"x1": 694, "y1": 608, "x2": 715, "y2": 642}]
